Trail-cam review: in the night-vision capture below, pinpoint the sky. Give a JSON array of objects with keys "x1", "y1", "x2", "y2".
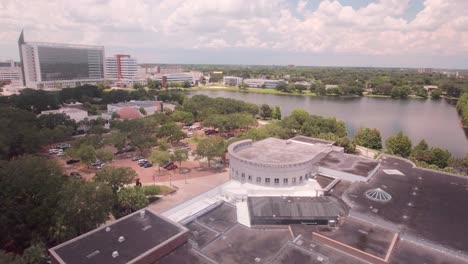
[{"x1": 1, "y1": 0, "x2": 468, "y2": 69}]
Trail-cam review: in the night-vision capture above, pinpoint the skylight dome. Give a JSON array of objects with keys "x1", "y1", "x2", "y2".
[{"x1": 365, "y1": 188, "x2": 392, "y2": 202}]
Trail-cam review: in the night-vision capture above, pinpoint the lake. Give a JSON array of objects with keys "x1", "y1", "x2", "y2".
[{"x1": 190, "y1": 90, "x2": 468, "y2": 157}]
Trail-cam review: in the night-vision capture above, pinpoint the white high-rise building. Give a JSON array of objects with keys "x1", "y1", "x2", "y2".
[
  {"x1": 18, "y1": 31, "x2": 105, "y2": 90},
  {"x1": 0, "y1": 60, "x2": 22, "y2": 86},
  {"x1": 105, "y1": 54, "x2": 146, "y2": 87}
]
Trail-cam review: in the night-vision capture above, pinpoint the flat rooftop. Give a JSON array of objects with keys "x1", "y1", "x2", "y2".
[
  {"x1": 50, "y1": 209, "x2": 188, "y2": 264},
  {"x1": 316, "y1": 151, "x2": 379, "y2": 177},
  {"x1": 345, "y1": 156, "x2": 468, "y2": 254},
  {"x1": 290, "y1": 135, "x2": 334, "y2": 145},
  {"x1": 110, "y1": 100, "x2": 158, "y2": 108},
  {"x1": 248, "y1": 196, "x2": 348, "y2": 225},
  {"x1": 233, "y1": 138, "x2": 330, "y2": 164}
]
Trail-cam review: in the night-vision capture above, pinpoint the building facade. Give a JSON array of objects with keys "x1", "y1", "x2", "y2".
[
  {"x1": 104, "y1": 54, "x2": 146, "y2": 87},
  {"x1": 243, "y1": 78, "x2": 286, "y2": 88},
  {"x1": 18, "y1": 31, "x2": 105, "y2": 90},
  {"x1": 223, "y1": 76, "x2": 243, "y2": 86},
  {"x1": 40, "y1": 107, "x2": 89, "y2": 122},
  {"x1": 0, "y1": 60, "x2": 22, "y2": 86}
]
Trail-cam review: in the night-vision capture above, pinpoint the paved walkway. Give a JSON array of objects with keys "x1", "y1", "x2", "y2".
[{"x1": 148, "y1": 171, "x2": 230, "y2": 213}]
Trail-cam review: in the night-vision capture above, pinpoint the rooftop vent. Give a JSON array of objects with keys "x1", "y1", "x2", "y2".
[
  {"x1": 118, "y1": 236, "x2": 125, "y2": 243},
  {"x1": 105, "y1": 227, "x2": 111, "y2": 232},
  {"x1": 286, "y1": 140, "x2": 292, "y2": 144},
  {"x1": 140, "y1": 210, "x2": 145, "y2": 218},
  {"x1": 112, "y1": 251, "x2": 119, "y2": 258},
  {"x1": 365, "y1": 188, "x2": 392, "y2": 202}
]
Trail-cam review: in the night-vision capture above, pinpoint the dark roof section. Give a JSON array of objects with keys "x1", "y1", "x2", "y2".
[
  {"x1": 248, "y1": 196, "x2": 348, "y2": 225},
  {"x1": 50, "y1": 209, "x2": 189, "y2": 264},
  {"x1": 316, "y1": 151, "x2": 379, "y2": 177},
  {"x1": 290, "y1": 135, "x2": 335, "y2": 145},
  {"x1": 345, "y1": 156, "x2": 468, "y2": 254},
  {"x1": 315, "y1": 175, "x2": 335, "y2": 189},
  {"x1": 270, "y1": 242, "x2": 327, "y2": 264}
]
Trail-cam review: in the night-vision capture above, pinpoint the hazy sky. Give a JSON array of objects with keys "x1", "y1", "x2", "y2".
[{"x1": 1, "y1": 0, "x2": 468, "y2": 68}]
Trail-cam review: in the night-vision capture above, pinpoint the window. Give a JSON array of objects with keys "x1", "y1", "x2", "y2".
[
  {"x1": 283, "y1": 178, "x2": 288, "y2": 184},
  {"x1": 292, "y1": 177, "x2": 296, "y2": 184},
  {"x1": 248, "y1": 175, "x2": 252, "y2": 181},
  {"x1": 265, "y1": 178, "x2": 271, "y2": 184},
  {"x1": 299, "y1": 176, "x2": 303, "y2": 182},
  {"x1": 256, "y1": 177, "x2": 261, "y2": 183},
  {"x1": 241, "y1": 173, "x2": 245, "y2": 179},
  {"x1": 305, "y1": 174, "x2": 309, "y2": 179},
  {"x1": 274, "y1": 178, "x2": 279, "y2": 184}
]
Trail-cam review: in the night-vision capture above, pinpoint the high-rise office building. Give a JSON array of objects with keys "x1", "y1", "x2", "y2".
[
  {"x1": 105, "y1": 54, "x2": 146, "y2": 87},
  {"x1": 18, "y1": 31, "x2": 105, "y2": 90}
]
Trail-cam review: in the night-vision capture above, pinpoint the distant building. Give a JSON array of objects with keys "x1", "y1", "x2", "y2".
[
  {"x1": 105, "y1": 54, "x2": 146, "y2": 88},
  {"x1": 0, "y1": 60, "x2": 22, "y2": 87},
  {"x1": 107, "y1": 100, "x2": 176, "y2": 118},
  {"x1": 294, "y1": 81, "x2": 311, "y2": 87},
  {"x1": 152, "y1": 72, "x2": 202, "y2": 85},
  {"x1": 325, "y1": 84, "x2": 339, "y2": 90},
  {"x1": 423, "y1": 85, "x2": 438, "y2": 92},
  {"x1": 49, "y1": 209, "x2": 189, "y2": 264},
  {"x1": 243, "y1": 79, "x2": 286, "y2": 88},
  {"x1": 18, "y1": 31, "x2": 105, "y2": 90},
  {"x1": 159, "y1": 65, "x2": 183, "y2": 74},
  {"x1": 417, "y1": 68, "x2": 433, "y2": 74},
  {"x1": 223, "y1": 76, "x2": 243, "y2": 86},
  {"x1": 40, "y1": 107, "x2": 88, "y2": 122}
]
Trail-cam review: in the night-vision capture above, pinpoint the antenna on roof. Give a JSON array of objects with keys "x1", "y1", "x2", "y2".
[
  {"x1": 140, "y1": 210, "x2": 146, "y2": 218},
  {"x1": 112, "y1": 251, "x2": 119, "y2": 258},
  {"x1": 118, "y1": 236, "x2": 125, "y2": 243}
]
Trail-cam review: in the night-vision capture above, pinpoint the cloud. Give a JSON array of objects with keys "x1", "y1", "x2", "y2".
[{"x1": 1, "y1": 0, "x2": 468, "y2": 66}]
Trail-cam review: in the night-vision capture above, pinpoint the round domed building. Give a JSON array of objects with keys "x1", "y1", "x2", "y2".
[{"x1": 228, "y1": 137, "x2": 335, "y2": 186}]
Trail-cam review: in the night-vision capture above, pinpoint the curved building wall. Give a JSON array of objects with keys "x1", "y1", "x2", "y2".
[{"x1": 228, "y1": 140, "x2": 317, "y2": 187}]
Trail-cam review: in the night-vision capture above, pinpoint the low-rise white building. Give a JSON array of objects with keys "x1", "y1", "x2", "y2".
[
  {"x1": 40, "y1": 107, "x2": 88, "y2": 122},
  {"x1": 423, "y1": 85, "x2": 438, "y2": 92},
  {"x1": 107, "y1": 100, "x2": 176, "y2": 117},
  {"x1": 0, "y1": 60, "x2": 22, "y2": 87},
  {"x1": 243, "y1": 79, "x2": 286, "y2": 88},
  {"x1": 223, "y1": 76, "x2": 243, "y2": 86}
]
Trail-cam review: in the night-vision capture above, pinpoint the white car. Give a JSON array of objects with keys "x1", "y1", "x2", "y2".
[
  {"x1": 56, "y1": 151, "x2": 65, "y2": 156},
  {"x1": 96, "y1": 163, "x2": 106, "y2": 169},
  {"x1": 49, "y1": 148, "x2": 61, "y2": 155}
]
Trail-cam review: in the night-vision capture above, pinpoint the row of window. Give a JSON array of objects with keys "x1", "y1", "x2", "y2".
[{"x1": 233, "y1": 169, "x2": 309, "y2": 185}]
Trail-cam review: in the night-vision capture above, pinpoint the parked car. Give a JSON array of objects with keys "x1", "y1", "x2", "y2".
[
  {"x1": 90, "y1": 160, "x2": 103, "y2": 167},
  {"x1": 115, "y1": 146, "x2": 136, "y2": 154},
  {"x1": 70, "y1": 172, "x2": 82, "y2": 179},
  {"x1": 162, "y1": 161, "x2": 174, "y2": 169},
  {"x1": 56, "y1": 151, "x2": 65, "y2": 156},
  {"x1": 56, "y1": 143, "x2": 71, "y2": 149},
  {"x1": 187, "y1": 132, "x2": 194, "y2": 138},
  {"x1": 143, "y1": 162, "x2": 153, "y2": 168},
  {"x1": 132, "y1": 155, "x2": 143, "y2": 161},
  {"x1": 166, "y1": 164, "x2": 178, "y2": 170},
  {"x1": 66, "y1": 159, "x2": 80, "y2": 165},
  {"x1": 49, "y1": 148, "x2": 62, "y2": 155},
  {"x1": 96, "y1": 163, "x2": 106, "y2": 170},
  {"x1": 204, "y1": 129, "x2": 218, "y2": 135},
  {"x1": 137, "y1": 159, "x2": 147, "y2": 165}
]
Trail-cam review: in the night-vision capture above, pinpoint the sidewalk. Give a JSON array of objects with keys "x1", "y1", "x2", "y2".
[{"x1": 148, "y1": 171, "x2": 230, "y2": 213}]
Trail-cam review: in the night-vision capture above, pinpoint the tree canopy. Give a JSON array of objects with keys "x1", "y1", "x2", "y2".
[
  {"x1": 385, "y1": 131, "x2": 412, "y2": 157},
  {"x1": 354, "y1": 128, "x2": 382, "y2": 149}
]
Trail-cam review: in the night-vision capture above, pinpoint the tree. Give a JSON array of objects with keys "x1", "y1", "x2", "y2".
[
  {"x1": 73, "y1": 144, "x2": 97, "y2": 165},
  {"x1": 157, "y1": 122, "x2": 186, "y2": 142},
  {"x1": 336, "y1": 137, "x2": 356, "y2": 153},
  {"x1": 114, "y1": 188, "x2": 149, "y2": 219},
  {"x1": 96, "y1": 149, "x2": 114, "y2": 163},
  {"x1": 53, "y1": 180, "x2": 113, "y2": 241},
  {"x1": 354, "y1": 128, "x2": 382, "y2": 149},
  {"x1": 431, "y1": 89, "x2": 442, "y2": 99},
  {"x1": 272, "y1": 106, "x2": 282, "y2": 120},
  {"x1": 172, "y1": 110, "x2": 195, "y2": 124},
  {"x1": 139, "y1": 107, "x2": 147, "y2": 116},
  {"x1": 0, "y1": 156, "x2": 65, "y2": 252},
  {"x1": 195, "y1": 137, "x2": 226, "y2": 167},
  {"x1": 238, "y1": 82, "x2": 248, "y2": 90},
  {"x1": 429, "y1": 147, "x2": 451, "y2": 168},
  {"x1": 410, "y1": 139, "x2": 432, "y2": 163},
  {"x1": 259, "y1": 104, "x2": 272, "y2": 119},
  {"x1": 385, "y1": 131, "x2": 412, "y2": 157},
  {"x1": 172, "y1": 148, "x2": 189, "y2": 172},
  {"x1": 94, "y1": 166, "x2": 137, "y2": 193},
  {"x1": 36, "y1": 113, "x2": 76, "y2": 130},
  {"x1": 150, "y1": 149, "x2": 171, "y2": 173}
]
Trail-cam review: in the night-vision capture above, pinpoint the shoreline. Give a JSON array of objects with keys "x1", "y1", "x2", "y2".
[{"x1": 186, "y1": 86, "x2": 429, "y2": 100}]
